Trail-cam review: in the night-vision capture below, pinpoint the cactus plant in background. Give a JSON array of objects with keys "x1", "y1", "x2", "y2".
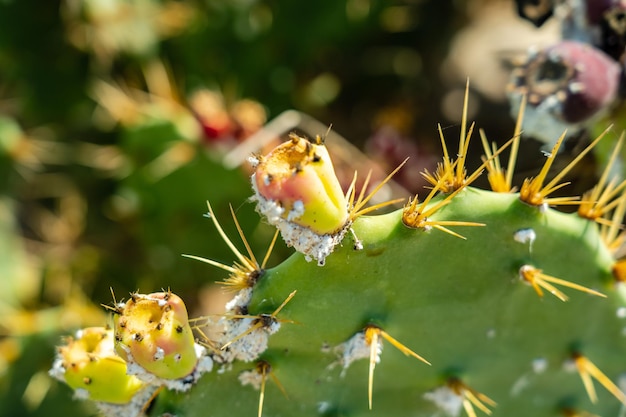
[{"x1": 50, "y1": 89, "x2": 626, "y2": 417}]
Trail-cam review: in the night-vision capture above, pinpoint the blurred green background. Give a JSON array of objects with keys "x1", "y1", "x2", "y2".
[{"x1": 0, "y1": 0, "x2": 600, "y2": 416}]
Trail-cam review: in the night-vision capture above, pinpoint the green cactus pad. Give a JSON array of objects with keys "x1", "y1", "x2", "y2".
[
  {"x1": 51, "y1": 95, "x2": 626, "y2": 417},
  {"x1": 149, "y1": 184, "x2": 626, "y2": 417}
]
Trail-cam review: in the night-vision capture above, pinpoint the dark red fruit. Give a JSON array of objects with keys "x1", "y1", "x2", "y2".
[{"x1": 509, "y1": 40, "x2": 620, "y2": 124}]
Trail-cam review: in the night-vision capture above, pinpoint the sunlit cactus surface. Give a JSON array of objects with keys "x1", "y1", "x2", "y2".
[{"x1": 51, "y1": 95, "x2": 626, "y2": 417}]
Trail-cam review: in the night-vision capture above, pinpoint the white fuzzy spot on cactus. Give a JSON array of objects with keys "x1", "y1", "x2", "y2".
[
  {"x1": 94, "y1": 385, "x2": 160, "y2": 417},
  {"x1": 247, "y1": 156, "x2": 260, "y2": 168},
  {"x1": 122, "y1": 343, "x2": 213, "y2": 392},
  {"x1": 349, "y1": 227, "x2": 363, "y2": 251},
  {"x1": 195, "y1": 344, "x2": 214, "y2": 374},
  {"x1": 562, "y1": 358, "x2": 577, "y2": 373},
  {"x1": 238, "y1": 368, "x2": 263, "y2": 390},
  {"x1": 48, "y1": 357, "x2": 66, "y2": 383},
  {"x1": 218, "y1": 316, "x2": 279, "y2": 363},
  {"x1": 73, "y1": 388, "x2": 90, "y2": 401},
  {"x1": 514, "y1": 228, "x2": 536, "y2": 253},
  {"x1": 287, "y1": 200, "x2": 305, "y2": 221},
  {"x1": 317, "y1": 401, "x2": 331, "y2": 413},
  {"x1": 334, "y1": 331, "x2": 382, "y2": 375},
  {"x1": 154, "y1": 347, "x2": 165, "y2": 361},
  {"x1": 250, "y1": 176, "x2": 285, "y2": 223},
  {"x1": 510, "y1": 374, "x2": 530, "y2": 396},
  {"x1": 225, "y1": 288, "x2": 254, "y2": 312},
  {"x1": 423, "y1": 385, "x2": 463, "y2": 417},
  {"x1": 617, "y1": 307, "x2": 626, "y2": 318},
  {"x1": 511, "y1": 358, "x2": 549, "y2": 396},
  {"x1": 250, "y1": 175, "x2": 349, "y2": 266},
  {"x1": 532, "y1": 357, "x2": 548, "y2": 373}
]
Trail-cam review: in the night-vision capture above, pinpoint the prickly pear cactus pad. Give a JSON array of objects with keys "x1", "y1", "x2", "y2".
[{"x1": 52, "y1": 95, "x2": 626, "y2": 417}]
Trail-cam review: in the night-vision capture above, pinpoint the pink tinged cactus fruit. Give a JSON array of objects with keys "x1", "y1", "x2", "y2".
[
  {"x1": 250, "y1": 132, "x2": 405, "y2": 265},
  {"x1": 49, "y1": 327, "x2": 153, "y2": 409},
  {"x1": 249, "y1": 133, "x2": 351, "y2": 265},
  {"x1": 251, "y1": 133, "x2": 349, "y2": 234},
  {"x1": 508, "y1": 40, "x2": 620, "y2": 147},
  {"x1": 113, "y1": 291, "x2": 212, "y2": 391}
]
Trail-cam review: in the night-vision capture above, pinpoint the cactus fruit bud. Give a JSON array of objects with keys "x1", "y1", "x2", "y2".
[
  {"x1": 50, "y1": 327, "x2": 148, "y2": 404},
  {"x1": 250, "y1": 132, "x2": 404, "y2": 265},
  {"x1": 508, "y1": 41, "x2": 620, "y2": 146},
  {"x1": 112, "y1": 291, "x2": 212, "y2": 391},
  {"x1": 250, "y1": 133, "x2": 350, "y2": 265},
  {"x1": 251, "y1": 133, "x2": 349, "y2": 235}
]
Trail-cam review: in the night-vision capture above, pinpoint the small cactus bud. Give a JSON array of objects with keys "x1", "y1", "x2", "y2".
[
  {"x1": 250, "y1": 132, "x2": 404, "y2": 265},
  {"x1": 113, "y1": 291, "x2": 212, "y2": 390},
  {"x1": 49, "y1": 327, "x2": 147, "y2": 404},
  {"x1": 508, "y1": 40, "x2": 620, "y2": 146},
  {"x1": 251, "y1": 133, "x2": 349, "y2": 235},
  {"x1": 250, "y1": 133, "x2": 351, "y2": 265}
]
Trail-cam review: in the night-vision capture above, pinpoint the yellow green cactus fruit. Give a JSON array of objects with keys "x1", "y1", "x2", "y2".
[
  {"x1": 112, "y1": 291, "x2": 212, "y2": 391},
  {"x1": 49, "y1": 326, "x2": 158, "y2": 417},
  {"x1": 50, "y1": 326, "x2": 146, "y2": 403}
]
